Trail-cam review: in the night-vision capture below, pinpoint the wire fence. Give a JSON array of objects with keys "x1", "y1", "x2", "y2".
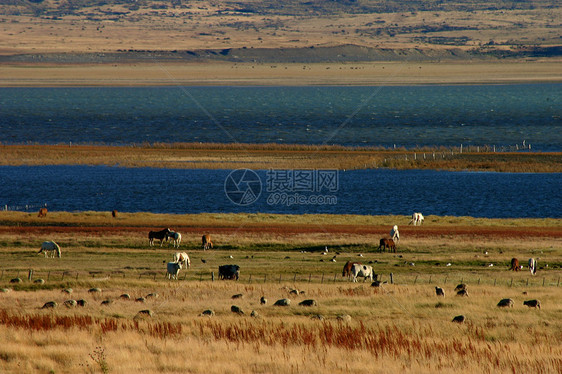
[{"x1": 1, "y1": 269, "x2": 560, "y2": 288}]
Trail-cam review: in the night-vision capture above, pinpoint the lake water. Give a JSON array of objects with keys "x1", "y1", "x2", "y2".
[
  {"x1": 0, "y1": 166, "x2": 560, "y2": 218},
  {"x1": 1, "y1": 84, "x2": 560, "y2": 151}
]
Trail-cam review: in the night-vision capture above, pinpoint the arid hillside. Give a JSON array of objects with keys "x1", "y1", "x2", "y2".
[{"x1": 1, "y1": 0, "x2": 560, "y2": 61}]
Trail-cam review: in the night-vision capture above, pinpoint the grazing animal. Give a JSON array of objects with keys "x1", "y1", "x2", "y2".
[
  {"x1": 497, "y1": 298, "x2": 514, "y2": 308},
  {"x1": 202, "y1": 234, "x2": 213, "y2": 250},
  {"x1": 379, "y1": 238, "x2": 396, "y2": 253},
  {"x1": 510, "y1": 258, "x2": 521, "y2": 271},
  {"x1": 528, "y1": 258, "x2": 537, "y2": 275},
  {"x1": 456, "y1": 289, "x2": 469, "y2": 297},
  {"x1": 299, "y1": 299, "x2": 318, "y2": 307},
  {"x1": 41, "y1": 301, "x2": 57, "y2": 309},
  {"x1": 351, "y1": 263, "x2": 374, "y2": 283},
  {"x1": 111, "y1": 210, "x2": 117, "y2": 218},
  {"x1": 274, "y1": 299, "x2": 291, "y2": 306},
  {"x1": 454, "y1": 283, "x2": 467, "y2": 292},
  {"x1": 390, "y1": 225, "x2": 400, "y2": 242},
  {"x1": 148, "y1": 228, "x2": 171, "y2": 247},
  {"x1": 38, "y1": 241, "x2": 61, "y2": 258},
  {"x1": 523, "y1": 299, "x2": 541, "y2": 309},
  {"x1": 452, "y1": 315, "x2": 465, "y2": 323},
  {"x1": 168, "y1": 231, "x2": 182, "y2": 248},
  {"x1": 260, "y1": 296, "x2": 267, "y2": 305},
  {"x1": 218, "y1": 264, "x2": 240, "y2": 280},
  {"x1": 166, "y1": 261, "x2": 182, "y2": 280},
  {"x1": 38, "y1": 207, "x2": 47, "y2": 217},
  {"x1": 409, "y1": 212, "x2": 424, "y2": 226},
  {"x1": 342, "y1": 261, "x2": 361, "y2": 280},
  {"x1": 435, "y1": 287, "x2": 445, "y2": 297},
  {"x1": 173, "y1": 252, "x2": 191, "y2": 268}
]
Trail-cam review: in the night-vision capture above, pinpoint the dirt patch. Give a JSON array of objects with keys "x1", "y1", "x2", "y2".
[{"x1": 2, "y1": 224, "x2": 560, "y2": 240}]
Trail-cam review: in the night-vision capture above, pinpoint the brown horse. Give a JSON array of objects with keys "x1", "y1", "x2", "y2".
[
  {"x1": 379, "y1": 238, "x2": 396, "y2": 253},
  {"x1": 202, "y1": 234, "x2": 213, "y2": 250},
  {"x1": 342, "y1": 261, "x2": 361, "y2": 280},
  {"x1": 510, "y1": 258, "x2": 521, "y2": 271},
  {"x1": 38, "y1": 207, "x2": 47, "y2": 218}
]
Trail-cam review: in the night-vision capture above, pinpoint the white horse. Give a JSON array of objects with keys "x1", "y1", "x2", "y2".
[
  {"x1": 409, "y1": 212, "x2": 424, "y2": 226},
  {"x1": 390, "y1": 225, "x2": 400, "y2": 242},
  {"x1": 38, "y1": 241, "x2": 61, "y2": 258},
  {"x1": 166, "y1": 261, "x2": 182, "y2": 280},
  {"x1": 528, "y1": 258, "x2": 537, "y2": 275},
  {"x1": 351, "y1": 263, "x2": 374, "y2": 282},
  {"x1": 168, "y1": 231, "x2": 182, "y2": 248},
  {"x1": 173, "y1": 252, "x2": 191, "y2": 268}
]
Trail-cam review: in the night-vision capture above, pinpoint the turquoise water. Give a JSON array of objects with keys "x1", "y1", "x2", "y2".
[{"x1": 1, "y1": 84, "x2": 560, "y2": 150}]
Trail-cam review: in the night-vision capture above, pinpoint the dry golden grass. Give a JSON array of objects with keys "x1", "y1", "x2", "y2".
[
  {"x1": 1, "y1": 144, "x2": 560, "y2": 172},
  {"x1": 0, "y1": 282, "x2": 560, "y2": 373},
  {"x1": 1, "y1": 60, "x2": 561, "y2": 87},
  {"x1": 0, "y1": 211, "x2": 561, "y2": 372}
]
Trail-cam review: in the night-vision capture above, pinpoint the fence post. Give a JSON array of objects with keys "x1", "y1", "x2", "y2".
[
  {"x1": 28, "y1": 269, "x2": 33, "y2": 281},
  {"x1": 211, "y1": 272, "x2": 214, "y2": 282},
  {"x1": 543, "y1": 277, "x2": 545, "y2": 287},
  {"x1": 444, "y1": 275, "x2": 447, "y2": 284},
  {"x1": 308, "y1": 274, "x2": 312, "y2": 283},
  {"x1": 264, "y1": 274, "x2": 267, "y2": 283},
  {"x1": 249, "y1": 274, "x2": 252, "y2": 284},
  {"x1": 428, "y1": 275, "x2": 431, "y2": 284},
  {"x1": 510, "y1": 278, "x2": 513, "y2": 287},
  {"x1": 278, "y1": 274, "x2": 282, "y2": 284},
  {"x1": 478, "y1": 278, "x2": 480, "y2": 285},
  {"x1": 153, "y1": 273, "x2": 156, "y2": 281},
  {"x1": 294, "y1": 273, "x2": 297, "y2": 282},
  {"x1": 390, "y1": 273, "x2": 394, "y2": 284},
  {"x1": 76, "y1": 272, "x2": 79, "y2": 281},
  {"x1": 414, "y1": 276, "x2": 418, "y2": 285},
  {"x1": 321, "y1": 273, "x2": 324, "y2": 284},
  {"x1": 558, "y1": 277, "x2": 560, "y2": 287},
  {"x1": 333, "y1": 273, "x2": 337, "y2": 283},
  {"x1": 62, "y1": 272, "x2": 65, "y2": 281}
]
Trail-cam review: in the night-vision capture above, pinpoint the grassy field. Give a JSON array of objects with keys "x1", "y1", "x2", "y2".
[
  {"x1": 0, "y1": 211, "x2": 560, "y2": 372},
  {"x1": 1, "y1": 144, "x2": 561, "y2": 172}
]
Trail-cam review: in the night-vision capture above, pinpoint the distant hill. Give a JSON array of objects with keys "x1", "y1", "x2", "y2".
[{"x1": 1, "y1": 0, "x2": 560, "y2": 61}]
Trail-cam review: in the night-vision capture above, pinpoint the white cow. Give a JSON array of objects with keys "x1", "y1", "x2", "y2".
[
  {"x1": 38, "y1": 241, "x2": 61, "y2": 258},
  {"x1": 528, "y1": 258, "x2": 537, "y2": 275},
  {"x1": 173, "y1": 252, "x2": 191, "y2": 268},
  {"x1": 168, "y1": 231, "x2": 182, "y2": 248},
  {"x1": 166, "y1": 261, "x2": 182, "y2": 280},
  {"x1": 351, "y1": 263, "x2": 374, "y2": 283},
  {"x1": 409, "y1": 212, "x2": 424, "y2": 226},
  {"x1": 390, "y1": 225, "x2": 400, "y2": 242}
]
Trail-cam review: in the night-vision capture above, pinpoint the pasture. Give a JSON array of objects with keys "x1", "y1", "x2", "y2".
[{"x1": 0, "y1": 211, "x2": 561, "y2": 373}]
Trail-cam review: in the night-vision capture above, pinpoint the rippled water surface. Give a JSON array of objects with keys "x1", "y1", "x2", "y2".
[
  {"x1": 1, "y1": 84, "x2": 560, "y2": 150},
  {"x1": 1, "y1": 166, "x2": 560, "y2": 218}
]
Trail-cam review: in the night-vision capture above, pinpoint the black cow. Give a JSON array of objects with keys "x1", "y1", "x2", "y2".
[{"x1": 219, "y1": 265, "x2": 240, "y2": 280}]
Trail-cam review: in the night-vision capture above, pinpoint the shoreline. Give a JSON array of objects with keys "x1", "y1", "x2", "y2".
[
  {"x1": 1, "y1": 60, "x2": 561, "y2": 87},
  {"x1": 1, "y1": 144, "x2": 561, "y2": 172}
]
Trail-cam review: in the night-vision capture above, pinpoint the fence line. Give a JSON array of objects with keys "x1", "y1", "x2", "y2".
[{"x1": 1, "y1": 269, "x2": 560, "y2": 288}]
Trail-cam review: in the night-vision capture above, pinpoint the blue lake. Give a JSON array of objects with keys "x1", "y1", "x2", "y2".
[{"x1": 0, "y1": 166, "x2": 560, "y2": 218}]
